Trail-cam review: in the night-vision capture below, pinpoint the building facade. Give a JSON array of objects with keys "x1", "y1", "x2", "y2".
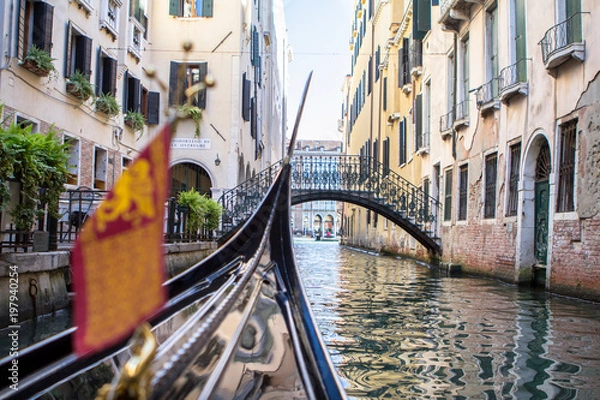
[
  {"x1": 342, "y1": 0, "x2": 600, "y2": 301},
  {"x1": 0, "y1": 0, "x2": 287, "y2": 228}
]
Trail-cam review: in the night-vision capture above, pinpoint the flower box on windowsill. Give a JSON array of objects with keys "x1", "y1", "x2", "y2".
[{"x1": 20, "y1": 59, "x2": 51, "y2": 77}]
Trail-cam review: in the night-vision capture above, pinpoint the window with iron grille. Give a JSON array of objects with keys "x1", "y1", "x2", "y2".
[
  {"x1": 444, "y1": 169, "x2": 452, "y2": 221},
  {"x1": 458, "y1": 164, "x2": 468, "y2": 221},
  {"x1": 506, "y1": 142, "x2": 521, "y2": 216},
  {"x1": 484, "y1": 153, "x2": 498, "y2": 218},
  {"x1": 557, "y1": 120, "x2": 577, "y2": 212}
]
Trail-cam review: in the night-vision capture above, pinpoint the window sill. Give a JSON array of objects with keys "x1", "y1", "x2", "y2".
[
  {"x1": 553, "y1": 211, "x2": 578, "y2": 221},
  {"x1": 73, "y1": 0, "x2": 94, "y2": 17},
  {"x1": 478, "y1": 99, "x2": 500, "y2": 114},
  {"x1": 440, "y1": 129, "x2": 453, "y2": 140},
  {"x1": 401, "y1": 84, "x2": 412, "y2": 95},
  {"x1": 454, "y1": 117, "x2": 469, "y2": 130},
  {"x1": 100, "y1": 19, "x2": 119, "y2": 41}
]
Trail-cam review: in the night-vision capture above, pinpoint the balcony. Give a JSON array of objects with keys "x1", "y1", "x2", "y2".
[
  {"x1": 539, "y1": 13, "x2": 585, "y2": 73},
  {"x1": 475, "y1": 78, "x2": 499, "y2": 114},
  {"x1": 454, "y1": 100, "x2": 470, "y2": 129},
  {"x1": 439, "y1": 0, "x2": 483, "y2": 31},
  {"x1": 439, "y1": 109, "x2": 454, "y2": 139},
  {"x1": 498, "y1": 59, "x2": 528, "y2": 103}
]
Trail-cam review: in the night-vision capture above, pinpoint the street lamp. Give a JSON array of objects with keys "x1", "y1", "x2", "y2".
[{"x1": 214, "y1": 154, "x2": 221, "y2": 166}]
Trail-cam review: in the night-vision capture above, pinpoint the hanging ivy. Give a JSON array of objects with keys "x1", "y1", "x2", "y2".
[{"x1": 0, "y1": 105, "x2": 70, "y2": 231}]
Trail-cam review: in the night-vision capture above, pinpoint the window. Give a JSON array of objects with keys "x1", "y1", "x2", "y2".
[
  {"x1": 398, "y1": 38, "x2": 410, "y2": 87},
  {"x1": 458, "y1": 164, "x2": 468, "y2": 221},
  {"x1": 557, "y1": 120, "x2": 577, "y2": 212},
  {"x1": 486, "y1": 3, "x2": 499, "y2": 93},
  {"x1": 130, "y1": 0, "x2": 148, "y2": 28},
  {"x1": 457, "y1": 36, "x2": 469, "y2": 120},
  {"x1": 15, "y1": 115, "x2": 39, "y2": 133},
  {"x1": 484, "y1": 153, "x2": 498, "y2": 218},
  {"x1": 506, "y1": 142, "x2": 521, "y2": 216},
  {"x1": 169, "y1": 61, "x2": 208, "y2": 108},
  {"x1": 66, "y1": 24, "x2": 92, "y2": 78},
  {"x1": 383, "y1": 77, "x2": 388, "y2": 111},
  {"x1": 444, "y1": 169, "x2": 452, "y2": 221},
  {"x1": 413, "y1": 0, "x2": 431, "y2": 40},
  {"x1": 94, "y1": 147, "x2": 108, "y2": 190},
  {"x1": 123, "y1": 71, "x2": 141, "y2": 113},
  {"x1": 415, "y1": 94, "x2": 423, "y2": 151},
  {"x1": 96, "y1": 51, "x2": 117, "y2": 95},
  {"x1": 368, "y1": 56, "x2": 373, "y2": 95},
  {"x1": 513, "y1": 0, "x2": 527, "y2": 81},
  {"x1": 17, "y1": 1, "x2": 54, "y2": 59},
  {"x1": 242, "y1": 73, "x2": 251, "y2": 121},
  {"x1": 383, "y1": 137, "x2": 390, "y2": 176},
  {"x1": 424, "y1": 80, "x2": 431, "y2": 147},
  {"x1": 399, "y1": 118, "x2": 407, "y2": 165},
  {"x1": 64, "y1": 135, "x2": 80, "y2": 185},
  {"x1": 122, "y1": 157, "x2": 132, "y2": 173},
  {"x1": 100, "y1": 0, "x2": 121, "y2": 39},
  {"x1": 169, "y1": 0, "x2": 214, "y2": 17}
]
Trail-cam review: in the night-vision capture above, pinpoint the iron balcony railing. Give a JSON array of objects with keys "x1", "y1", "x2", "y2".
[
  {"x1": 540, "y1": 12, "x2": 583, "y2": 64},
  {"x1": 498, "y1": 59, "x2": 527, "y2": 93},
  {"x1": 475, "y1": 78, "x2": 499, "y2": 107},
  {"x1": 439, "y1": 109, "x2": 454, "y2": 134}
]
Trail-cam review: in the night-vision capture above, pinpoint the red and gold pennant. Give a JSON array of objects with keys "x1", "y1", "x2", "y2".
[{"x1": 71, "y1": 125, "x2": 171, "y2": 355}]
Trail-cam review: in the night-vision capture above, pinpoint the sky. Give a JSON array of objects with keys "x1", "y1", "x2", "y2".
[{"x1": 282, "y1": 0, "x2": 354, "y2": 142}]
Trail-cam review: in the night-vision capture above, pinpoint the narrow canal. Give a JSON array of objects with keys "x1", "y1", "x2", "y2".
[{"x1": 293, "y1": 239, "x2": 600, "y2": 399}]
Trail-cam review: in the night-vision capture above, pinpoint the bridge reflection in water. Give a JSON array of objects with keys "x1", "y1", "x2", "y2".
[
  {"x1": 220, "y1": 155, "x2": 442, "y2": 254},
  {"x1": 294, "y1": 240, "x2": 600, "y2": 399}
]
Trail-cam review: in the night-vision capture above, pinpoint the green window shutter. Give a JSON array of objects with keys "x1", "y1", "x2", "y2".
[
  {"x1": 203, "y1": 0, "x2": 213, "y2": 17},
  {"x1": 515, "y1": 0, "x2": 527, "y2": 82},
  {"x1": 399, "y1": 118, "x2": 407, "y2": 165},
  {"x1": 147, "y1": 92, "x2": 160, "y2": 125},
  {"x1": 383, "y1": 77, "x2": 387, "y2": 111},
  {"x1": 567, "y1": 0, "x2": 582, "y2": 42},
  {"x1": 413, "y1": 0, "x2": 431, "y2": 40},
  {"x1": 242, "y1": 73, "x2": 251, "y2": 121},
  {"x1": 108, "y1": 57, "x2": 117, "y2": 95},
  {"x1": 169, "y1": 0, "x2": 181, "y2": 16}
]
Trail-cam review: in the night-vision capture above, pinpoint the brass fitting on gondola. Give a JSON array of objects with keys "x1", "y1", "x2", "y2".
[{"x1": 96, "y1": 323, "x2": 157, "y2": 400}]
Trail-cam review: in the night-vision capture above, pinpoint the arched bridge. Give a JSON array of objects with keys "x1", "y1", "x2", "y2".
[{"x1": 219, "y1": 155, "x2": 441, "y2": 254}]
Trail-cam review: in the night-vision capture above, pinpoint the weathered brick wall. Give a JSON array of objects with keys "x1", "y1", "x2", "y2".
[
  {"x1": 79, "y1": 139, "x2": 94, "y2": 187},
  {"x1": 550, "y1": 209, "x2": 600, "y2": 302},
  {"x1": 441, "y1": 222, "x2": 517, "y2": 282}
]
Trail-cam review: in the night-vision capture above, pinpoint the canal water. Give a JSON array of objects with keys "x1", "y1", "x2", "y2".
[{"x1": 293, "y1": 239, "x2": 600, "y2": 399}]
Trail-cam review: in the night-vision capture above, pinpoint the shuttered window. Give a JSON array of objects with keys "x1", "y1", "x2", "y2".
[
  {"x1": 506, "y1": 142, "x2": 521, "y2": 216},
  {"x1": 97, "y1": 50, "x2": 117, "y2": 95},
  {"x1": 66, "y1": 23, "x2": 92, "y2": 77},
  {"x1": 458, "y1": 164, "x2": 468, "y2": 221},
  {"x1": 399, "y1": 118, "x2": 407, "y2": 166},
  {"x1": 557, "y1": 120, "x2": 577, "y2": 212},
  {"x1": 169, "y1": 61, "x2": 208, "y2": 108},
  {"x1": 242, "y1": 73, "x2": 251, "y2": 121},
  {"x1": 170, "y1": 0, "x2": 213, "y2": 17},
  {"x1": 146, "y1": 92, "x2": 160, "y2": 125},
  {"x1": 484, "y1": 153, "x2": 498, "y2": 218},
  {"x1": 444, "y1": 169, "x2": 453, "y2": 221},
  {"x1": 18, "y1": 1, "x2": 54, "y2": 59}
]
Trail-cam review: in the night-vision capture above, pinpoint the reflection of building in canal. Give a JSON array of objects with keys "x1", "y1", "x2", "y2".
[
  {"x1": 291, "y1": 140, "x2": 343, "y2": 238},
  {"x1": 329, "y1": 253, "x2": 592, "y2": 398}
]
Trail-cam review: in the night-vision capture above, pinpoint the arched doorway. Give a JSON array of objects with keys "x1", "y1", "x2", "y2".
[
  {"x1": 170, "y1": 162, "x2": 213, "y2": 197},
  {"x1": 324, "y1": 214, "x2": 335, "y2": 238},
  {"x1": 518, "y1": 134, "x2": 552, "y2": 286},
  {"x1": 313, "y1": 214, "x2": 322, "y2": 239}
]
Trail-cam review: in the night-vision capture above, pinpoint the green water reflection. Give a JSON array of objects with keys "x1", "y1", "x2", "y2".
[{"x1": 294, "y1": 241, "x2": 600, "y2": 399}]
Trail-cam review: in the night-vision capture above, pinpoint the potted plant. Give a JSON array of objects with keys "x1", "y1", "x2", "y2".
[
  {"x1": 20, "y1": 45, "x2": 57, "y2": 77},
  {"x1": 95, "y1": 92, "x2": 120, "y2": 117},
  {"x1": 177, "y1": 189, "x2": 222, "y2": 235},
  {"x1": 124, "y1": 110, "x2": 145, "y2": 133},
  {"x1": 66, "y1": 70, "x2": 94, "y2": 102},
  {"x1": 178, "y1": 104, "x2": 203, "y2": 137}
]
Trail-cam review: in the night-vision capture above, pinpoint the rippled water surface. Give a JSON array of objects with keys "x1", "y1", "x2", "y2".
[{"x1": 294, "y1": 240, "x2": 600, "y2": 399}]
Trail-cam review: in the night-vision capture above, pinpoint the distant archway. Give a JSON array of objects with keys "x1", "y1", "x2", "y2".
[{"x1": 170, "y1": 162, "x2": 213, "y2": 197}]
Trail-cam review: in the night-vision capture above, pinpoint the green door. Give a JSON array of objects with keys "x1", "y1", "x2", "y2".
[{"x1": 535, "y1": 180, "x2": 549, "y2": 264}]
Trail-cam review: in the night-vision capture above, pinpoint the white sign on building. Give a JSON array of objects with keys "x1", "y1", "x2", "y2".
[{"x1": 170, "y1": 138, "x2": 211, "y2": 149}]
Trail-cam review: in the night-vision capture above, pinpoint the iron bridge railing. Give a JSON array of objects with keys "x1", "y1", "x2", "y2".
[{"x1": 220, "y1": 155, "x2": 441, "y2": 244}]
